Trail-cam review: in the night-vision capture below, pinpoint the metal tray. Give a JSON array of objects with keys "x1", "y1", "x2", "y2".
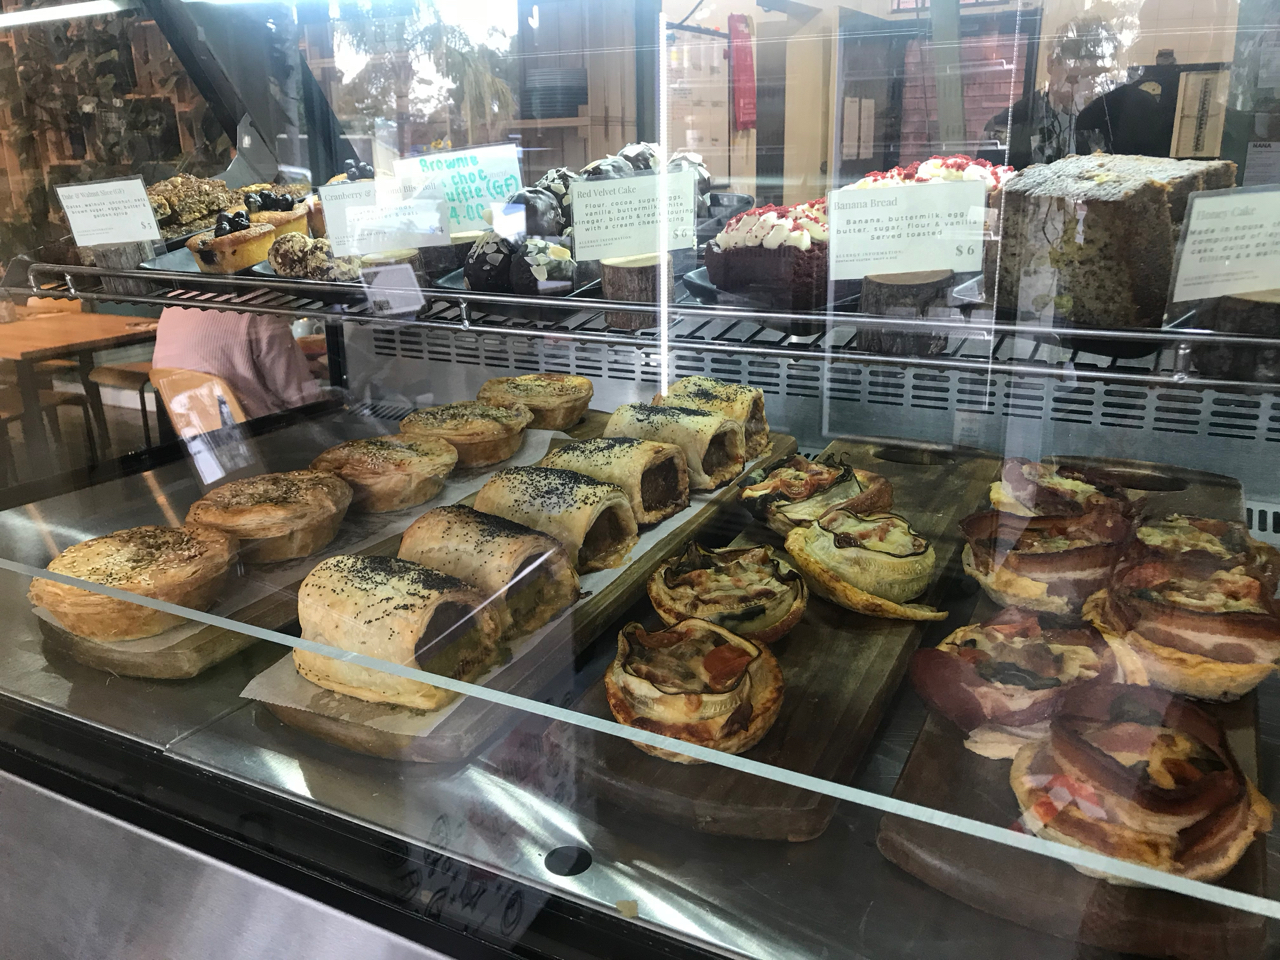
[
  {"x1": 433, "y1": 267, "x2": 600, "y2": 324},
  {"x1": 249, "y1": 260, "x2": 368, "y2": 306}
]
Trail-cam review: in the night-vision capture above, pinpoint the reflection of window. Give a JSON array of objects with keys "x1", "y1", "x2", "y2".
[{"x1": 0, "y1": 12, "x2": 230, "y2": 263}]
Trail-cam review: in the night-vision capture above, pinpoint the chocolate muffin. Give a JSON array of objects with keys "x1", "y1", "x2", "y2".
[
  {"x1": 535, "y1": 167, "x2": 581, "y2": 226},
  {"x1": 669, "y1": 150, "x2": 713, "y2": 218},
  {"x1": 581, "y1": 156, "x2": 635, "y2": 181},
  {"x1": 510, "y1": 239, "x2": 576, "y2": 296},
  {"x1": 502, "y1": 187, "x2": 564, "y2": 239},
  {"x1": 619, "y1": 141, "x2": 662, "y2": 172},
  {"x1": 464, "y1": 231, "x2": 516, "y2": 292}
]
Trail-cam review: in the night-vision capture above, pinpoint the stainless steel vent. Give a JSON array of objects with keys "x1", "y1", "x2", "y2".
[{"x1": 347, "y1": 314, "x2": 1280, "y2": 504}]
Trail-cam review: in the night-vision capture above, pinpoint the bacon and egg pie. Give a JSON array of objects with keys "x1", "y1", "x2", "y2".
[
  {"x1": 1011, "y1": 684, "x2": 1271, "y2": 883},
  {"x1": 960, "y1": 508, "x2": 1132, "y2": 616},
  {"x1": 911, "y1": 608, "x2": 1116, "y2": 759},
  {"x1": 1083, "y1": 561, "x2": 1280, "y2": 701}
]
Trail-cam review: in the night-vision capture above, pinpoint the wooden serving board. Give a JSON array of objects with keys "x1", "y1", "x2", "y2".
[
  {"x1": 264, "y1": 431, "x2": 799, "y2": 763},
  {"x1": 549, "y1": 438, "x2": 1002, "y2": 841},
  {"x1": 877, "y1": 455, "x2": 1268, "y2": 960},
  {"x1": 37, "y1": 617, "x2": 258, "y2": 681}
]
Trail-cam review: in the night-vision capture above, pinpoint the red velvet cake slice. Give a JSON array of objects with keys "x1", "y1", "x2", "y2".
[{"x1": 703, "y1": 199, "x2": 829, "y2": 311}]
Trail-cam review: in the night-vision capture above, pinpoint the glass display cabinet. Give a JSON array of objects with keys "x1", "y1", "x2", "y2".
[{"x1": 0, "y1": 0, "x2": 1279, "y2": 957}]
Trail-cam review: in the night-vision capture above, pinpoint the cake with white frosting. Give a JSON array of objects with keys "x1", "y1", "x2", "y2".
[
  {"x1": 702, "y1": 198, "x2": 830, "y2": 311},
  {"x1": 847, "y1": 154, "x2": 1012, "y2": 193}
]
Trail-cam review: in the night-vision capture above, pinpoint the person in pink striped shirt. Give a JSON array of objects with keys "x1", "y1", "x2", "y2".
[{"x1": 152, "y1": 307, "x2": 321, "y2": 420}]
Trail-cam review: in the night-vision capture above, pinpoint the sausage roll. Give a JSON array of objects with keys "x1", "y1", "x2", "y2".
[
  {"x1": 654, "y1": 375, "x2": 769, "y2": 457},
  {"x1": 1126, "y1": 515, "x2": 1280, "y2": 591},
  {"x1": 185, "y1": 470, "x2": 352, "y2": 563},
  {"x1": 310, "y1": 435, "x2": 458, "y2": 513},
  {"x1": 400, "y1": 400, "x2": 534, "y2": 467},
  {"x1": 960, "y1": 509, "x2": 1132, "y2": 616},
  {"x1": 786, "y1": 510, "x2": 945, "y2": 620},
  {"x1": 538, "y1": 437, "x2": 689, "y2": 525},
  {"x1": 1083, "y1": 561, "x2": 1280, "y2": 701},
  {"x1": 648, "y1": 542, "x2": 807, "y2": 644},
  {"x1": 473, "y1": 466, "x2": 639, "y2": 573},
  {"x1": 605, "y1": 618, "x2": 784, "y2": 763},
  {"x1": 910, "y1": 608, "x2": 1115, "y2": 759},
  {"x1": 740, "y1": 454, "x2": 893, "y2": 536},
  {"x1": 295, "y1": 555, "x2": 503, "y2": 712},
  {"x1": 398, "y1": 505, "x2": 579, "y2": 640},
  {"x1": 603, "y1": 403, "x2": 745, "y2": 491},
  {"x1": 1012, "y1": 684, "x2": 1272, "y2": 884},
  {"x1": 28, "y1": 524, "x2": 237, "y2": 642},
  {"x1": 476, "y1": 374, "x2": 594, "y2": 431},
  {"x1": 990, "y1": 457, "x2": 1140, "y2": 518}
]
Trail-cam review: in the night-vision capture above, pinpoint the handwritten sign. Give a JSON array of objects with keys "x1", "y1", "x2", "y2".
[
  {"x1": 1172, "y1": 187, "x2": 1280, "y2": 302},
  {"x1": 569, "y1": 169, "x2": 696, "y2": 261},
  {"x1": 319, "y1": 178, "x2": 447, "y2": 257},
  {"x1": 828, "y1": 180, "x2": 986, "y2": 281},
  {"x1": 394, "y1": 144, "x2": 523, "y2": 234},
  {"x1": 55, "y1": 177, "x2": 160, "y2": 246}
]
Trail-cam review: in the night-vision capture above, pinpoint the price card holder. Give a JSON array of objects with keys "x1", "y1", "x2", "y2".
[
  {"x1": 394, "y1": 143, "x2": 523, "y2": 235},
  {"x1": 828, "y1": 180, "x2": 987, "y2": 282},
  {"x1": 569, "y1": 168, "x2": 697, "y2": 262},
  {"x1": 1170, "y1": 185, "x2": 1280, "y2": 306},
  {"x1": 320, "y1": 178, "x2": 449, "y2": 258},
  {"x1": 1166, "y1": 184, "x2": 1280, "y2": 382},
  {"x1": 361, "y1": 263, "x2": 426, "y2": 317},
  {"x1": 55, "y1": 176, "x2": 165, "y2": 293},
  {"x1": 55, "y1": 176, "x2": 161, "y2": 247}
]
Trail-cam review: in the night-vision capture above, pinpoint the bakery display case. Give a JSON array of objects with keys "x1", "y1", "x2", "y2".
[{"x1": 2, "y1": 0, "x2": 1280, "y2": 958}]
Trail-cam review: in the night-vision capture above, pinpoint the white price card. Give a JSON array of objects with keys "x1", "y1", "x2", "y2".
[
  {"x1": 55, "y1": 176, "x2": 160, "y2": 247},
  {"x1": 1172, "y1": 187, "x2": 1280, "y2": 302},
  {"x1": 320, "y1": 178, "x2": 448, "y2": 257},
  {"x1": 361, "y1": 263, "x2": 425, "y2": 316},
  {"x1": 827, "y1": 180, "x2": 986, "y2": 281},
  {"x1": 569, "y1": 168, "x2": 697, "y2": 262},
  {"x1": 1243, "y1": 142, "x2": 1280, "y2": 187},
  {"x1": 394, "y1": 144, "x2": 523, "y2": 234}
]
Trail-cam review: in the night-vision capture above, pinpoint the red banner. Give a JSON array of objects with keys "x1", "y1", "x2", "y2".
[{"x1": 728, "y1": 13, "x2": 757, "y2": 131}]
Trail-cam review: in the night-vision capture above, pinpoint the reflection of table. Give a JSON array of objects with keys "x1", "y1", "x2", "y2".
[{"x1": 0, "y1": 311, "x2": 157, "y2": 474}]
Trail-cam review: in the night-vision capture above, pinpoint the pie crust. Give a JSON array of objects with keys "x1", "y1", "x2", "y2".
[
  {"x1": 786, "y1": 513, "x2": 945, "y2": 621},
  {"x1": 740, "y1": 454, "x2": 893, "y2": 536},
  {"x1": 185, "y1": 469, "x2": 352, "y2": 563},
  {"x1": 400, "y1": 400, "x2": 534, "y2": 467},
  {"x1": 295, "y1": 555, "x2": 502, "y2": 711},
  {"x1": 1082, "y1": 590, "x2": 1277, "y2": 702},
  {"x1": 311, "y1": 435, "x2": 458, "y2": 513},
  {"x1": 648, "y1": 542, "x2": 807, "y2": 643},
  {"x1": 185, "y1": 222, "x2": 275, "y2": 274},
  {"x1": 28, "y1": 524, "x2": 237, "y2": 642},
  {"x1": 477, "y1": 374, "x2": 594, "y2": 431},
  {"x1": 399, "y1": 504, "x2": 579, "y2": 640},
  {"x1": 605, "y1": 618, "x2": 784, "y2": 763},
  {"x1": 248, "y1": 202, "x2": 308, "y2": 240}
]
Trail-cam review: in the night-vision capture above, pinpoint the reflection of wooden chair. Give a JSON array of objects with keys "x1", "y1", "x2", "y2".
[
  {"x1": 0, "y1": 384, "x2": 98, "y2": 480},
  {"x1": 149, "y1": 367, "x2": 247, "y2": 438},
  {"x1": 90, "y1": 361, "x2": 154, "y2": 448}
]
